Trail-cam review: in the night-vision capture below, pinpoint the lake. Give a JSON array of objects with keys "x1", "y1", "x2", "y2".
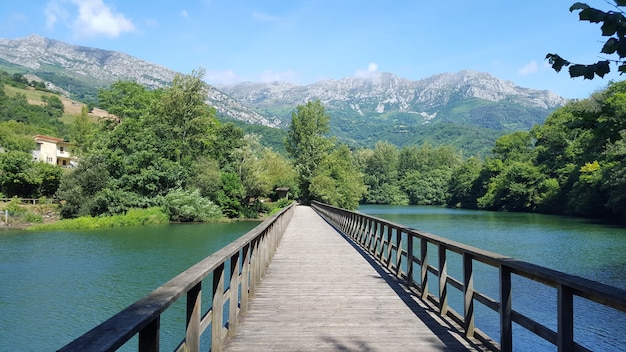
[
  {"x1": 1, "y1": 206, "x2": 624, "y2": 351},
  {"x1": 358, "y1": 205, "x2": 626, "y2": 351}
]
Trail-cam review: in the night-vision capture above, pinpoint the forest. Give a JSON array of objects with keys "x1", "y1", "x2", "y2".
[{"x1": 1, "y1": 68, "x2": 625, "y2": 224}]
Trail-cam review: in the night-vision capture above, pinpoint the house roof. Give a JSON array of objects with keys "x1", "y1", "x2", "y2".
[{"x1": 34, "y1": 135, "x2": 69, "y2": 144}]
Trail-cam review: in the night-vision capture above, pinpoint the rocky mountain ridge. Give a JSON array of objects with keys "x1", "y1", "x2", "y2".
[
  {"x1": 217, "y1": 71, "x2": 568, "y2": 127},
  {"x1": 1, "y1": 35, "x2": 568, "y2": 136},
  {"x1": 0, "y1": 34, "x2": 281, "y2": 127}
]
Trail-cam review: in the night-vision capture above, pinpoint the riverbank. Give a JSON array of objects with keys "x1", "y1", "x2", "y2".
[
  {"x1": 2, "y1": 199, "x2": 291, "y2": 231},
  {"x1": 0, "y1": 201, "x2": 59, "y2": 230}
]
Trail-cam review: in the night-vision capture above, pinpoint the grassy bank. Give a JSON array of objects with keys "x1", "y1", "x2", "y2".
[{"x1": 27, "y1": 207, "x2": 170, "y2": 231}]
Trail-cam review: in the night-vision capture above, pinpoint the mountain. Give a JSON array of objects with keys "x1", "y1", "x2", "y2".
[
  {"x1": 0, "y1": 35, "x2": 569, "y2": 154},
  {"x1": 217, "y1": 71, "x2": 567, "y2": 129},
  {"x1": 216, "y1": 71, "x2": 568, "y2": 153},
  {"x1": 0, "y1": 34, "x2": 281, "y2": 127}
]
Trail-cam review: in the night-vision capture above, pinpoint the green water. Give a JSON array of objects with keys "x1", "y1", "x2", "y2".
[
  {"x1": 0, "y1": 221, "x2": 259, "y2": 351},
  {"x1": 358, "y1": 205, "x2": 626, "y2": 351},
  {"x1": 1, "y1": 207, "x2": 624, "y2": 351}
]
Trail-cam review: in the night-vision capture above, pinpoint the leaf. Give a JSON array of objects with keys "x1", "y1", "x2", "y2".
[
  {"x1": 602, "y1": 37, "x2": 619, "y2": 54},
  {"x1": 617, "y1": 39, "x2": 626, "y2": 57},
  {"x1": 601, "y1": 14, "x2": 620, "y2": 36},
  {"x1": 615, "y1": 0, "x2": 626, "y2": 6},
  {"x1": 545, "y1": 53, "x2": 570, "y2": 72},
  {"x1": 569, "y1": 64, "x2": 595, "y2": 79},
  {"x1": 578, "y1": 7, "x2": 607, "y2": 23},
  {"x1": 618, "y1": 63, "x2": 626, "y2": 74},
  {"x1": 594, "y1": 60, "x2": 611, "y2": 77},
  {"x1": 569, "y1": 2, "x2": 590, "y2": 11}
]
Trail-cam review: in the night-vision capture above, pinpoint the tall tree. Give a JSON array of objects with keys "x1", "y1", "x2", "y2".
[
  {"x1": 285, "y1": 100, "x2": 334, "y2": 201},
  {"x1": 154, "y1": 69, "x2": 217, "y2": 166}
]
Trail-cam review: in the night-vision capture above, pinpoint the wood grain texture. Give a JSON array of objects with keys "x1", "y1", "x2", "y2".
[{"x1": 223, "y1": 205, "x2": 486, "y2": 352}]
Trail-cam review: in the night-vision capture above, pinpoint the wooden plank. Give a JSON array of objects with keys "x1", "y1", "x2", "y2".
[{"x1": 223, "y1": 205, "x2": 486, "y2": 352}]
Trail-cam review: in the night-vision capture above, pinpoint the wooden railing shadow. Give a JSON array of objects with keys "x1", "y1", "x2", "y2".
[
  {"x1": 311, "y1": 201, "x2": 626, "y2": 352},
  {"x1": 328, "y1": 218, "x2": 487, "y2": 351}
]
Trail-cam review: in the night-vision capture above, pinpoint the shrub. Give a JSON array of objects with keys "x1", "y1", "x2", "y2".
[{"x1": 163, "y1": 188, "x2": 223, "y2": 222}]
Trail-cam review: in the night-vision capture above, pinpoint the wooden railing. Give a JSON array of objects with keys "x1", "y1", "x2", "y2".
[
  {"x1": 311, "y1": 201, "x2": 626, "y2": 352},
  {"x1": 58, "y1": 203, "x2": 295, "y2": 352}
]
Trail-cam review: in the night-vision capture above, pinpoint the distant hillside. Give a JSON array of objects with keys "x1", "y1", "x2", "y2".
[
  {"x1": 0, "y1": 35, "x2": 569, "y2": 155},
  {"x1": 0, "y1": 35, "x2": 280, "y2": 127}
]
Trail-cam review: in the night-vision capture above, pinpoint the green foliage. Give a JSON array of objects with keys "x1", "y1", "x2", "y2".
[
  {"x1": 547, "y1": 1, "x2": 626, "y2": 79},
  {"x1": 215, "y1": 172, "x2": 246, "y2": 218},
  {"x1": 0, "y1": 151, "x2": 62, "y2": 198},
  {"x1": 309, "y1": 144, "x2": 366, "y2": 209},
  {"x1": 0, "y1": 82, "x2": 67, "y2": 136},
  {"x1": 275, "y1": 197, "x2": 293, "y2": 209},
  {"x1": 447, "y1": 80, "x2": 626, "y2": 222},
  {"x1": 162, "y1": 188, "x2": 223, "y2": 222},
  {"x1": 285, "y1": 100, "x2": 334, "y2": 201},
  {"x1": 28, "y1": 207, "x2": 169, "y2": 231}
]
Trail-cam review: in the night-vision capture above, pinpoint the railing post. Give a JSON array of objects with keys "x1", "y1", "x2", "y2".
[
  {"x1": 420, "y1": 238, "x2": 428, "y2": 300},
  {"x1": 240, "y1": 244, "x2": 251, "y2": 315},
  {"x1": 229, "y1": 251, "x2": 241, "y2": 337},
  {"x1": 185, "y1": 282, "x2": 202, "y2": 352},
  {"x1": 463, "y1": 253, "x2": 475, "y2": 339},
  {"x1": 138, "y1": 316, "x2": 159, "y2": 352},
  {"x1": 407, "y1": 235, "x2": 414, "y2": 287},
  {"x1": 438, "y1": 245, "x2": 448, "y2": 316},
  {"x1": 557, "y1": 284, "x2": 574, "y2": 352},
  {"x1": 212, "y1": 263, "x2": 225, "y2": 352},
  {"x1": 500, "y1": 265, "x2": 512, "y2": 352},
  {"x1": 385, "y1": 225, "x2": 393, "y2": 269},
  {"x1": 394, "y1": 229, "x2": 402, "y2": 275}
]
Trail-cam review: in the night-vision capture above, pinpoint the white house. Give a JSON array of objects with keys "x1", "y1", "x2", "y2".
[{"x1": 32, "y1": 135, "x2": 77, "y2": 168}]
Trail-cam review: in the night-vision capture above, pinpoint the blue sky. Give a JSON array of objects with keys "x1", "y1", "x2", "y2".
[{"x1": 0, "y1": 0, "x2": 623, "y2": 99}]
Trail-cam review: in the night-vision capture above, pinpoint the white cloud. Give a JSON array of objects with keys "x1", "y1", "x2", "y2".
[
  {"x1": 259, "y1": 69, "x2": 298, "y2": 83},
  {"x1": 205, "y1": 69, "x2": 242, "y2": 84},
  {"x1": 355, "y1": 62, "x2": 380, "y2": 79},
  {"x1": 181, "y1": 9, "x2": 189, "y2": 18},
  {"x1": 519, "y1": 60, "x2": 539, "y2": 76},
  {"x1": 45, "y1": 1, "x2": 68, "y2": 30},
  {"x1": 45, "y1": 0, "x2": 135, "y2": 38}
]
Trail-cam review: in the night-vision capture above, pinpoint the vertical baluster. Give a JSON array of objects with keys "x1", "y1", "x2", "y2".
[
  {"x1": 212, "y1": 263, "x2": 225, "y2": 352},
  {"x1": 240, "y1": 244, "x2": 251, "y2": 315},
  {"x1": 557, "y1": 284, "x2": 574, "y2": 352},
  {"x1": 420, "y1": 238, "x2": 428, "y2": 300},
  {"x1": 438, "y1": 245, "x2": 448, "y2": 316},
  {"x1": 394, "y1": 229, "x2": 402, "y2": 275},
  {"x1": 463, "y1": 253, "x2": 475, "y2": 338},
  {"x1": 385, "y1": 226, "x2": 393, "y2": 269},
  {"x1": 138, "y1": 316, "x2": 160, "y2": 352},
  {"x1": 500, "y1": 265, "x2": 512, "y2": 352},
  {"x1": 407, "y1": 234, "x2": 414, "y2": 287},
  {"x1": 229, "y1": 251, "x2": 241, "y2": 337},
  {"x1": 185, "y1": 282, "x2": 201, "y2": 352}
]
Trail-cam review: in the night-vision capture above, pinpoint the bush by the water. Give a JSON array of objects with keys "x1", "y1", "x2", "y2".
[
  {"x1": 27, "y1": 206, "x2": 169, "y2": 231},
  {"x1": 162, "y1": 188, "x2": 223, "y2": 222}
]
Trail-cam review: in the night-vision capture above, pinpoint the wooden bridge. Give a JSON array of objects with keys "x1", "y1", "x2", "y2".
[{"x1": 58, "y1": 202, "x2": 626, "y2": 352}]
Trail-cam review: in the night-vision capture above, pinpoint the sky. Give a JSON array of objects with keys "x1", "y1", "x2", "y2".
[{"x1": 0, "y1": 0, "x2": 623, "y2": 99}]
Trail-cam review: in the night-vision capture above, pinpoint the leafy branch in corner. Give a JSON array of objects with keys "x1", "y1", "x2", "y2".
[{"x1": 546, "y1": 1, "x2": 626, "y2": 79}]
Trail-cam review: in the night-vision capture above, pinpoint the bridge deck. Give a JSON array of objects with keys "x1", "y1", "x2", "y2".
[{"x1": 223, "y1": 205, "x2": 487, "y2": 351}]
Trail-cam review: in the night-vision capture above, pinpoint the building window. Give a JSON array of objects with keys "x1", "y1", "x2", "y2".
[
  {"x1": 46, "y1": 157, "x2": 53, "y2": 163},
  {"x1": 60, "y1": 146, "x2": 64, "y2": 152}
]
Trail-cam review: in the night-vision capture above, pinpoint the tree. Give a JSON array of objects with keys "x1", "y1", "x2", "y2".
[
  {"x1": 285, "y1": 100, "x2": 334, "y2": 201},
  {"x1": 308, "y1": 144, "x2": 366, "y2": 209},
  {"x1": 546, "y1": 1, "x2": 626, "y2": 79},
  {"x1": 153, "y1": 69, "x2": 217, "y2": 166}
]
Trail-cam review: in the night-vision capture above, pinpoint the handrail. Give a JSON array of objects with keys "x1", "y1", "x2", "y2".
[
  {"x1": 311, "y1": 201, "x2": 626, "y2": 352},
  {"x1": 58, "y1": 203, "x2": 296, "y2": 352}
]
